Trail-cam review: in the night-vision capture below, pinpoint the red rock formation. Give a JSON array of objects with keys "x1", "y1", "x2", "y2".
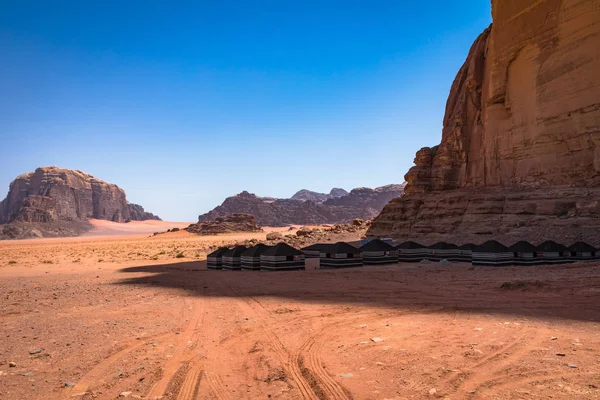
[
  {"x1": 185, "y1": 213, "x2": 262, "y2": 235},
  {"x1": 0, "y1": 167, "x2": 160, "y2": 239},
  {"x1": 369, "y1": 0, "x2": 600, "y2": 246}
]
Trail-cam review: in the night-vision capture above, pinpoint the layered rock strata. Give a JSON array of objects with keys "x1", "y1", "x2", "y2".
[
  {"x1": 368, "y1": 0, "x2": 600, "y2": 246},
  {"x1": 0, "y1": 167, "x2": 160, "y2": 239}
]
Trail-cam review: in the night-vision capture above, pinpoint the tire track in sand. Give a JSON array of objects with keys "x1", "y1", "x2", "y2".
[
  {"x1": 220, "y1": 282, "x2": 317, "y2": 399},
  {"x1": 64, "y1": 339, "x2": 149, "y2": 398},
  {"x1": 452, "y1": 328, "x2": 545, "y2": 396},
  {"x1": 298, "y1": 330, "x2": 352, "y2": 400},
  {"x1": 176, "y1": 359, "x2": 203, "y2": 400},
  {"x1": 145, "y1": 296, "x2": 206, "y2": 399}
]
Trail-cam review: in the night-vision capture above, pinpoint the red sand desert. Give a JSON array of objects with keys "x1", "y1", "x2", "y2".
[{"x1": 1, "y1": 227, "x2": 599, "y2": 400}]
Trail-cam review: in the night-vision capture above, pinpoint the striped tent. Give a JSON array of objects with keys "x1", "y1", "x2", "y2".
[
  {"x1": 397, "y1": 241, "x2": 428, "y2": 262},
  {"x1": 207, "y1": 247, "x2": 229, "y2": 269},
  {"x1": 536, "y1": 241, "x2": 572, "y2": 264},
  {"x1": 472, "y1": 240, "x2": 513, "y2": 266},
  {"x1": 427, "y1": 242, "x2": 461, "y2": 262},
  {"x1": 458, "y1": 243, "x2": 475, "y2": 262},
  {"x1": 241, "y1": 244, "x2": 271, "y2": 270},
  {"x1": 359, "y1": 239, "x2": 398, "y2": 265},
  {"x1": 320, "y1": 242, "x2": 363, "y2": 269},
  {"x1": 509, "y1": 241, "x2": 539, "y2": 266},
  {"x1": 301, "y1": 243, "x2": 332, "y2": 259},
  {"x1": 569, "y1": 242, "x2": 599, "y2": 262},
  {"x1": 222, "y1": 245, "x2": 248, "y2": 270},
  {"x1": 260, "y1": 243, "x2": 305, "y2": 271}
]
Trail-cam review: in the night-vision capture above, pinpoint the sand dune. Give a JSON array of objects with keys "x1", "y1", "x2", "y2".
[{"x1": 83, "y1": 219, "x2": 193, "y2": 237}]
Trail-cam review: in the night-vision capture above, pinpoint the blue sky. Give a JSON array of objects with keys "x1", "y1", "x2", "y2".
[{"x1": 0, "y1": 1, "x2": 491, "y2": 222}]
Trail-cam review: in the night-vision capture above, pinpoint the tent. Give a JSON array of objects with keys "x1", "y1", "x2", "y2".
[
  {"x1": 472, "y1": 240, "x2": 513, "y2": 266},
  {"x1": 301, "y1": 243, "x2": 332, "y2": 259},
  {"x1": 320, "y1": 242, "x2": 363, "y2": 268},
  {"x1": 396, "y1": 241, "x2": 428, "y2": 262},
  {"x1": 457, "y1": 243, "x2": 475, "y2": 262},
  {"x1": 260, "y1": 243, "x2": 305, "y2": 271},
  {"x1": 509, "y1": 241, "x2": 539, "y2": 265},
  {"x1": 536, "y1": 241, "x2": 572, "y2": 264},
  {"x1": 241, "y1": 244, "x2": 271, "y2": 270},
  {"x1": 427, "y1": 242, "x2": 461, "y2": 261},
  {"x1": 569, "y1": 242, "x2": 599, "y2": 261},
  {"x1": 222, "y1": 246, "x2": 248, "y2": 270},
  {"x1": 359, "y1": 239, "x2": 398, "y2": 265},
  {"x1": 207, "y1": 247, "x2": 229, "y2": 269}
]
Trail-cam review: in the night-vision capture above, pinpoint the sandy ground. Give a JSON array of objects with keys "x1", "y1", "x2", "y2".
[
  {"x1": 1, "y1": 231, "x2": 599, "y2": 400},
  {"x1": 82, "y1": 220, "x2": 194, "y2": 237}
]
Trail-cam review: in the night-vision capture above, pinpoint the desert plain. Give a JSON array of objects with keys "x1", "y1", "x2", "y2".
[{"x1": 1, "y1": 221, "x2": 599, "y2": 400}]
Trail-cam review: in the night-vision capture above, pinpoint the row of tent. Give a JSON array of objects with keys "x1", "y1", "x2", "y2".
[
  {"x1": 207, "y1": 239, "x2": 599, "y2": 271},
  {"x1": 392, "y1": 240, "x2": 600, "y2": 266},
  {"x1": 208, "y1": 243, "x2": 306, "y2": 271}
]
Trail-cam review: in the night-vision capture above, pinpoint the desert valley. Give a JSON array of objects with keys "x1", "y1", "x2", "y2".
[{"x1": 1, "y1": 1, "x2": 600, "y2": 399}]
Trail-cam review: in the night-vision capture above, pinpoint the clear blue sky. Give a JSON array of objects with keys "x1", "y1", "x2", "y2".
[{"x1": 0, "y1": 1, "x2": 491, "y2": 222}]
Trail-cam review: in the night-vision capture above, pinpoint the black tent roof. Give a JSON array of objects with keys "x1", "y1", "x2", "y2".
[
  {"x1": 359, "y1": 239, "x2": 396, "y2": 252},
  {"x1": 329, "y1": 242, "x2": 360, "y2": 254},
  {"x1": 222, "y1": 245, "x2": 248, "y2": 257},
  {"x1": 242, "y1": 244, "x2": 271, "y2": 257},
  {"x1": 569, "y1": 241, "x2": 598, "y2": 252},
  {"x1": 262, "y1": 243, "x2": 303, "y2": 257},
  {"x1": 536, "y1": 240, "x2": 568, "y2": 252},
  {"x1": 301, "y1": 243, "x2": 333, "y2": 252},
  {"x1": 396, "y1": 241, "x2": 426, "y2": 249},
  {"x1": 429, "y1": 242, "x2": 459, "y2": 250},
  {"x1": 458, "y1": 243, "x2": 476, "y2": 250},
  {"x1": 207, "y1": 247, "x2": 229, "y2": 257},
  {"x1": 473, "y1": 240, "x2": 509, "y2": 253},
  {"x1": 509, "y1": 241, "x2": 537, "y2": 253}
]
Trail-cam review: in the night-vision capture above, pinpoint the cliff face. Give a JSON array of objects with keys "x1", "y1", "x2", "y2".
[
  {"x1": 197, "y1": 184, "x2": 405, "y2": 226},
  {"x1": 368, "y1": 0, "x2": 600, "y2": 245},
  {"x1": 0, "y1": 167, "x2": 160, "y2": 238}
]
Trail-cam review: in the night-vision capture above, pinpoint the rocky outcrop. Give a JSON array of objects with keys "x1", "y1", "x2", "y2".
[
  {"x1": 197, "y1": 184, "x2": 404, "y2": 226},
  {"x1": 368, "y1": 0, "x2": 600, "y2": 244},
  {"x1": 290, "y1": 188, "x2": 349, "y2": 203},
  {"x1": 185, "y1": 213, "x2": 262, "y2": 235},
  {"x1": 126, "y1": 203, "x2": 161, "y2": 222},
  {"x1": 0, "y1": 167, "x2": 160, "y2": 239},
  {"x1": 369, "y1": 0, "x2": 600, "y2": 246}
]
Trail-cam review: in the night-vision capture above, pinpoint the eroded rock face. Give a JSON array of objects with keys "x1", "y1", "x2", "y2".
[
  {"x1": 369, "y1": 0, "x2": 600, "y2": 245},
  {"x1": 185, "y1": 213, "x2": 262, "y2": 235},
  {"x1": 0, "y1": 167, "x2": 160, "y2": 238}
]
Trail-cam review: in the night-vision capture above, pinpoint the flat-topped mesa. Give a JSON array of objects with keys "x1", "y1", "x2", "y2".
[
  {"x1": 369, "y1": 0, "x2": 600, "y2": 246},
  {"x1": 0, "y1": 167, "x2": 160, "y2": 238}
]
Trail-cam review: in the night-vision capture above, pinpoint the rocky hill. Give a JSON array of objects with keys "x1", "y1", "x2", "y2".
[
  {"x1": 0, "y1": 167, "x2": 160, "y2": 239},
  {"x1": 368, "y1": 0, "x2": 600, "y2": 246},
  {"x1": 197, "y1": 184, "x2": 404, "y2": 226},
  {"x1": 185, "y1": 213, "x2": 262, "y2": 235}
]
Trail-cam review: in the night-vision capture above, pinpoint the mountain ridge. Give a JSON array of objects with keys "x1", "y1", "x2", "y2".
[{"x1": 196, "y1": 184, "x2": 405, "y2": 226}]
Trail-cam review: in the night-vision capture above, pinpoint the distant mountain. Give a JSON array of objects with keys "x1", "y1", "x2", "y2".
[
  {"x1": 290, "y1": 188, "x2": 349, "y2": 203},
  {"x1": 196, "y1": 184, "x2": 405, "y2": 226}
]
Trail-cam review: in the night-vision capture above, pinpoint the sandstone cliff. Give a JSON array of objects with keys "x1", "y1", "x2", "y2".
[
  {"x1": 368, "y1": 0, "x2": 600, "y2": 246},
  {"x1": 0, "y1": 167, "x2": 160, "y2": 239},
  {"x1": 197, "y1": 184, "x2": 404, "y2": 226}
]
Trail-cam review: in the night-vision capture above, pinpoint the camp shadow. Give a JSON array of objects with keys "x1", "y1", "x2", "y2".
[{"x1": 115, "y1": 259, "x2": 600, "y2": 323}]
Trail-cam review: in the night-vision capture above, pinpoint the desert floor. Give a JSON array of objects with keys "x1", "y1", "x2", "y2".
[{"x1": 1, "y1": 227, "x2": 599, "y2": 400}]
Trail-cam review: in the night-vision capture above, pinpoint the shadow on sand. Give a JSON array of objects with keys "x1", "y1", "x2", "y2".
[{"x1": 115, "y1": 259, "x2": 600, "y2": 323}]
